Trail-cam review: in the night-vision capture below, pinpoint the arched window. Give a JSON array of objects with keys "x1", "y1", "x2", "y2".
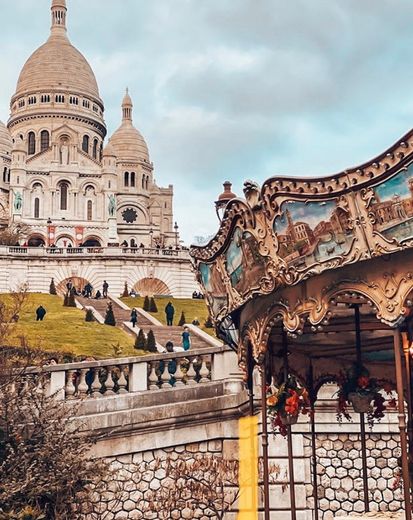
[
  {"x1": 7, "y1": 170, "x2": 10, "y2": 183},
  {"x1": 130, "y1": 172, "x2": 136, "y2": 187},
  {"x1": 87, "y1": 200, "x2": 93, "y2": 221},
  {"x1": 40, "y1": 130, "x2": 49, "y2": 152},
  {"x1": 59, "y1": 182, "x2": 68, "y2": 210},
  {"x1": 28, "y1": 132, "x2": 36, "y2": 155},
  {"x1": 142, "y1": 175, "x2": 145, "y2": 189},
  {"x1": 92, "y1": 139, "x2": 98, "y2": 159},
  {"x1": 82, "y1": 135, "x2": 89, "y2": 153},
  {"x1": 2, "y1": 167, "x2": 7, "y2": 183},
  {"x1": 124, "y1": 172, "x2": 129, "y2": 187},
  {"x1": 34, "y1": 198, "x2": 40, "y2": 219},
  {"x1": 146, "y1": 177, "x2": 149, "y2": 190}
]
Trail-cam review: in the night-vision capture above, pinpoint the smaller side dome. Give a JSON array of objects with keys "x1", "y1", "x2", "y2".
[
  {"x1": 0, "y1": 121, "x2": 12, "y2": 156},
  {"x1": 109, "y1": 89, "x2": 150, "y2": 164},
  {"x1": 103, "y1": 139, "x2": 116, "y2": 157}
]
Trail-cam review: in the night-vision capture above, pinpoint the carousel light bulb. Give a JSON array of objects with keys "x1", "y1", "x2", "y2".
[
  {"x1": 317, "y1": 325, "x2": 323, "y2": 332},
  {"x1": 311, "y1": 326, "x2": 317, "y2": 333}
]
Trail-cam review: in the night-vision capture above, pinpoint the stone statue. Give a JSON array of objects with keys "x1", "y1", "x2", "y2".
[
  {"x1": 108, "y1": 194, "x2": 116, "y2": 217},
  {"x1": 60, "y1": 143, "x2": 69, "y2": 165},
  {"x1": 14, "y1": 191, "x2": 22, "y2": 211}
]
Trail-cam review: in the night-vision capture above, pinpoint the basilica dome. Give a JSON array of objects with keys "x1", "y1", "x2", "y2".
[
  {"x1": 15, "y1": 33, "x2": 100, "y2": 101},
  {"x1": 8, "y1": 0, "x2": 105, "y2": 138},
  {"x1": 0, "y1": 121, "x2": 12, "y2": 155},
  {"x1": 109, "y1": 90, "x2": 150, "y2": 164}
]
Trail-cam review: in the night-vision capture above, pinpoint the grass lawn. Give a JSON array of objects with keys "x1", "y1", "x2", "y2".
[
  {"x1": 2, "y1": 294, "x2": 138, "y2": 360},
  {"x1": 122, "y1": 296, "x2": 213, "y2": 333}
]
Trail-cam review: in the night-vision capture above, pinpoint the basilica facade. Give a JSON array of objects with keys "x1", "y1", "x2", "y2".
[{"x1": 0, "y1": 0, "x2": 177, "y2": 248}]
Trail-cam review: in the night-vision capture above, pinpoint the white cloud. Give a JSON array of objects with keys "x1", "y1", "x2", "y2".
[{"x1": 1, "y1": 0, "x2": 413, "y2": 243}]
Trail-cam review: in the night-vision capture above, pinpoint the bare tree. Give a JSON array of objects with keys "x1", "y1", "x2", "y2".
[
  {"x1": 145, "y1": 455, "x2": 280, "y2": 519},
  {"x1": 0, "y1": 223, "x2": 31, "y2": 246}
]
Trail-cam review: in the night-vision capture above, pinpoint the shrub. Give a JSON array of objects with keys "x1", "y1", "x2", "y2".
[
  {"x1": 104, "y1": 302, "x2": 116, "y2": 326},
  {"x1": 204, "y1": 316, "x2": 214, "y2": 328},
  {"x1": 49, "y1": 278, "x2": 57, "y2": 295},
  {"x1": 67, "y1": 291, "x2": 76, "y2": 308},
  {"x1": 178, "y1": 311, "x2": 186, "y2": 326},
  {"x1": 143, "y1": 295, "x2": 150, "y2": 311},
  {"x1": 121, "y1": 282, "x2": 129, "y2": 298},
  {"x1": 146, "y1": 329, "x2": 157, "y2": 353},
  {"x1": 134, "y1": 329, "x2": 146, "y2": 351},
  {"x1": 149, "y1": 297, "x2": 158, "y2": 313},
  {"x1": 85, "y1": 308, "x2": 94, "y2": 322}
]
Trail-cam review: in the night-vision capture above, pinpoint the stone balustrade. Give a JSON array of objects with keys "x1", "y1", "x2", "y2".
[
  {"x1": 4, "y1": 245, "x2": 190, "y2": 259},
  {"x1": 25, "y1": 346, "x2": 236, "y2": 401}
]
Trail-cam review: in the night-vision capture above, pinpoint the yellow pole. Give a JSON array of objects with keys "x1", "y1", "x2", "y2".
[{"x1": 238, "y1": 415, "x2": 259, "y2": 519}]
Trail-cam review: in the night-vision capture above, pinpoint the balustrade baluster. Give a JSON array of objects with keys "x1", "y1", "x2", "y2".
[
  {"x1": 91, "y1": 368, "x2": 102, "y2": 397},
  {"x1": 199, "y1": 356, "x2": 210, "y2": 383},
  {"x1": 104, "y1": 366, "x2": 115, "y2": 395},
  {"x1": 65, "y1": 369, "x2": 77, "y2": 399},
  {"x1": 186, "y1": 358, "x2": 197, "y2": 385},
  {"x1": 117, "y1": 365, "x2": 128, "y2": 394},
  {"x1": 161, "y1": 359, "x2": 171, "y2": 388},
  {"x1": 148, "y1": 361, "x2": 159, "y2": 390},
  {"x1": 77, "y1": 368, "x2": 89, "y2": 397},
  {"x1": 174, "y1": 359, "x2": 185, "y2": 387}
]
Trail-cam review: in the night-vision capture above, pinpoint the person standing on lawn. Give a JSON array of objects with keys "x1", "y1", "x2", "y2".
[
  {"x1": 181, "y1": 326, "x2": 191, "y2": 351},
  {"x1": 130, "y1": 308, "x2": 138, "y2": 328},
  {"x1": 103, "y1": 280, "x2": 109, "y2": 298},
  {"x1": 36, "y1": 305, "x2": 46, "y2": 321},
  {"x1": 165, "y1": 302, "x2": 175, "y2": 326}
]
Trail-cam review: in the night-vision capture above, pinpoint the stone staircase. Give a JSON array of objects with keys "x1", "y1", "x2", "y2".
[{"x1": 76, "y1": 296, "x2": 214, "y2": 350}]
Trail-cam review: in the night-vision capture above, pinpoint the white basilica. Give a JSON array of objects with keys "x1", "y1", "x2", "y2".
[{"x1": 0, "y1": 0, "x2": 177, "y2": 248}]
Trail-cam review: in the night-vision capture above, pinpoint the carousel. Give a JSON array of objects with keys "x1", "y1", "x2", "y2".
[{"x1": 190, "y1": 130, "x2": 413, "y2": 520}]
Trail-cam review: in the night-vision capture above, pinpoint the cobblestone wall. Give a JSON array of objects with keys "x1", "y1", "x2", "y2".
[
  {"x1": 82, "y1": 440, "x2": 224, "y2": 520},
  {"x1": 313, "y1": 433, "x2": 403, "y2": 520}
]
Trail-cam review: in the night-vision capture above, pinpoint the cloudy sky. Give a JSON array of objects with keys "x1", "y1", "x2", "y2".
[{"x1": 1, "y1": 0, "x2": 413, "y2": 243}]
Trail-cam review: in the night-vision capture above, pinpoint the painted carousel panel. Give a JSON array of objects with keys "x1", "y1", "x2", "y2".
[
  {"x1": 369, "y1": 163, "x2": 413, "y2": 244},
  {"x1": 225, "y1": 227, "x2": 268, "y2": 295},
  {"x1": 273, "y1": 199, "x2": 354, "y2": 269},
  {"x1": 199, "y1": 262, "x2": 227, "y2": 317}
]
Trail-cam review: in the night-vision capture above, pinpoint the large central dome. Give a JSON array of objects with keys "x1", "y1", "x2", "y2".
[
  {"x1": 8, "y1": 0, "x2": 105, "y2": 137},
  {"x1": 11, "y1": 0, "x2": 101, "y2": 104},
  {"x1": 15, "y1": 34, "x2": 100, "y2": 100}
]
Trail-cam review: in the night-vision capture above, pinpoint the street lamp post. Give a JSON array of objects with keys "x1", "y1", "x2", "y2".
[{"x1": 174, "y1": 222, "x2": 179, "y2": 248}]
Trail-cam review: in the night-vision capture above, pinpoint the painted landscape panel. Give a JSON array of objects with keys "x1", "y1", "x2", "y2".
[
  {"x1": 273, "y1": 199, "x2": 354, "y2": 268},
  {"x1": 225, "y1": 227, "x2": 268, "y2": 295},
  {"x1": 199, "y1": 262, "x2": 227, "y2": 317},
  {"x1": 369, "y1": 164, "x2": 413, "y2": 244}
]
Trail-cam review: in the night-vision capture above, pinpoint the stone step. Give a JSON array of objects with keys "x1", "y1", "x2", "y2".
[{"x1": 77, "y1": 297, "x2": 212, "y2": 350}]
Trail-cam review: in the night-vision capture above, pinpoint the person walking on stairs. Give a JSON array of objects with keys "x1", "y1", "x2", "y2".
[
  {"x1": 165, "y1": 302, "x2": 175, "y2": 326},
  {"x1": 130, "y1": 308, "x2": 138, "y2": 328},
  {"x1": 103, "y1": 280, "x2": 109, "y2": 298},
  {"x1": 181, "y1": 326, "x2": 191, "y2": 351}
]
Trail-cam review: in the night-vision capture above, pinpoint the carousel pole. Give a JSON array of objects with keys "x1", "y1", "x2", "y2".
[
  {"x1": 353, "y1": 303, "x2": 369, "y2": 512},
  {"x1": 247, "y1": 343, "x2": 255, "y2": 416},
  {"x1": 401, "y1": 333, "x2": 413, "y2": 470},
  {"x1": 260, "y1": 354, "x2": 270, "y2": 520},
  {"x1": 283, "y1": 331, "x2": 297, "y2": 520},
  {"x1": 393, "y1": 330, "x2": 412, "y2": 520},
  {"x1": 308, "y1": 361, "x2": 319, "y2": 520}
]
